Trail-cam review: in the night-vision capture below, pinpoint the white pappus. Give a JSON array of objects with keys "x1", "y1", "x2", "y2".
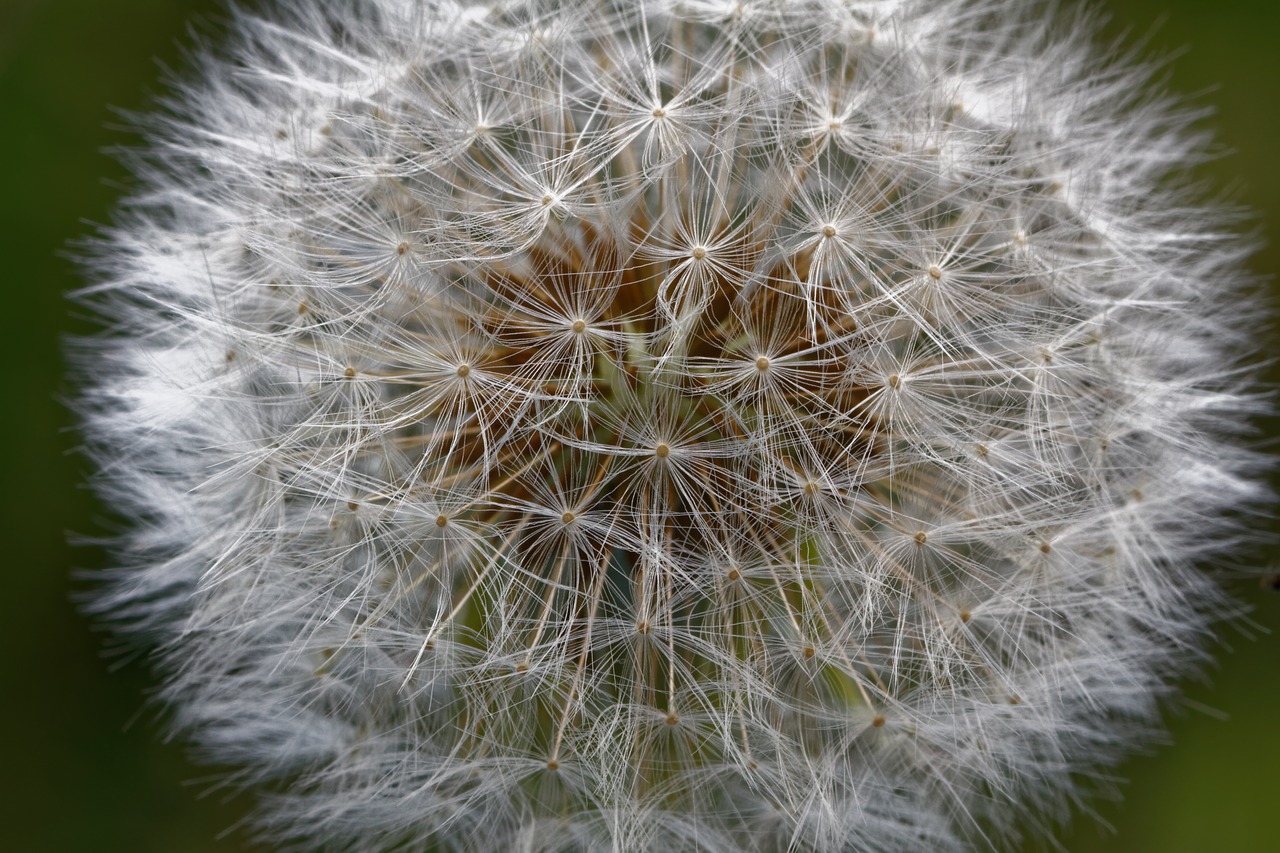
[{"x1": 73, "y1": 0, "x2": 1272, "y2": 850}]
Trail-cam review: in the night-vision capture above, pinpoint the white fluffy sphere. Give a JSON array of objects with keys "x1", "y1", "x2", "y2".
[{"x1": 76, "y1": 1, "x2": 1269, "y2": 850}]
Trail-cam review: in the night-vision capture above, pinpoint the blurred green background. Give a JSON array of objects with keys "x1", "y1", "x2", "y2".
[{"x1": 0, "y1": 1, "x2": 1275, "y2": 850}]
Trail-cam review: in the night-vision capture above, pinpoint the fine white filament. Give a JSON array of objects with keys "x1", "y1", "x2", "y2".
[{"x1": 76, "y1": 1, "x2": 1268, "y2": 850}]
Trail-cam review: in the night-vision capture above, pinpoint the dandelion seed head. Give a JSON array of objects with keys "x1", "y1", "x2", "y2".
[{"x1": 75, "y1": 0, "x2": 1270, "y2": 850}]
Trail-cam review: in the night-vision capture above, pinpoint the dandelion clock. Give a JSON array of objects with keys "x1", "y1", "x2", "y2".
[{"x1": 74, "y1": 0, "x2": 1273, "y2": 850}]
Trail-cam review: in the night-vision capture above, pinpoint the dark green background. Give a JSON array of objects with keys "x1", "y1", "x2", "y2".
[{"x1": 1, "y1": 1, "x2": 1276, "y2": 850}]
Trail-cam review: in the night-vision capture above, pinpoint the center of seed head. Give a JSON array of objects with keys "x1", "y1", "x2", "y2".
[
  {"x1": 927, "y1": 264, "x2": 943, "y2": 280},
  {"x1": 401, "y1": 89, "x2": 922, "y2": 746}
]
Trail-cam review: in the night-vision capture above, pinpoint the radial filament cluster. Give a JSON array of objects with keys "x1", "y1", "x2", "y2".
[{"x1": 79, "y1": 1, "x2": 1266, "y2": 851}]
